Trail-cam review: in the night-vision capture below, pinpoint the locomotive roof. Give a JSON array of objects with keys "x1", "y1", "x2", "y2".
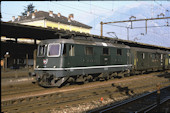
[{"x1": 39, "y1": 38, "x2": 130, "y2": 49}]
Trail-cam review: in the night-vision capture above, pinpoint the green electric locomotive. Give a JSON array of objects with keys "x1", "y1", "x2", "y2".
[{"x1": 34, "y1": 37, "x2": 132, "y2": 87}]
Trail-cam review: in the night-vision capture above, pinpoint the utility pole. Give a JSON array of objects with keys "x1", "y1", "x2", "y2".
[
  {"x1": 145, "y1": 20, "x2": 147, "y2": 34},
  {"x1": 33, "y1": 49, "x2": 37, "y2": 69},
  {"x1": 26, "y1": 53, "x2": 28, "y2": 68},
  {"x1": 4, "y1": 52, "x2": 10, "y2": 71},
  {"x1": 100, "y1": 21, "x2": 103, "y2": 37},
  {"x1": 127, "y1": 27, "x2": 129, "y2": 40}
]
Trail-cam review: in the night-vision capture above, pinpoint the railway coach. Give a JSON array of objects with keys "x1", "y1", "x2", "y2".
[{"x1": 130, "y1": 47, "x2": 169, "y2": 74}]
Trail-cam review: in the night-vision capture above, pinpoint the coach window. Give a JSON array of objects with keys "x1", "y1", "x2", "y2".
[
  {"x1": 156, "y1": 54, "x2": 160, "y2": 59},
  {"x1": 142, "y1": 53, "x2": 145, "y2": 59},
  {"x1": 152, "y1": 54, "x2": 155, "y2": 59},
  {"x1": 150, "y1": 54, "x2": 152, "y2": 58},
  {"x1": 103, "y1": 48, "x2": 109, "y2": 55},
  {"x1": 117, "y1": 49, "x2": 122, "y2": 56},
  {"x1": 85, "y1": 47, "x2": 93, "y2": 55},
  {"x1": 69, "y1": 45, "x2": 75, "y2": 56}
]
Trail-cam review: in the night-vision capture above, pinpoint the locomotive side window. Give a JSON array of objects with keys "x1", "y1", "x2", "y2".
[
  {"x1": 48, "y1": 43, "x2": 61, "y2": 57},
  {"x1": 63, "y1": 44, "x2": 67, "y2": 56},
  {"x1": 38, "y1": 45, "x2": 46, "y2": 56},
  {"x1": 85, "y1": 47, "x2": 93, "y2": 55},
  {"x1": 69, "y1": 45, "x2": 75, "y2": 56},
  {"x1": 117, "y1": 49, "x2": 122, "y2": 56},
  {"x1": 103, "y1": 48, "x2": 109, "y2": 55}
]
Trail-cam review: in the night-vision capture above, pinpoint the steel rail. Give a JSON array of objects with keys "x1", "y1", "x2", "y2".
[
  {"x1": 143, "y1": 96, "x2": 170, "y2": 113},
  {"x1": 88, "y1": 85, "x2": 170, "y2": 113}
]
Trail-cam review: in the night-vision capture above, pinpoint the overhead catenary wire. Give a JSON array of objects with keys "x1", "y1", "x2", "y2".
[
  {"x1": 154, "y1": 1, "x2": 168, "y2": 12},
  {"x1": 79, "y1": 2, "x2": 132, "y2": 17},
  {"x1": 48, "y1": 1, "x2": 131, "y2": 29}
]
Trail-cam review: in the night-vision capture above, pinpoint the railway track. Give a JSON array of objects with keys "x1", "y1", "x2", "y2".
[
  {"x1": 88, "y1": 86, "x2": 170, "y2": 113},
  {"x1": 1, "y1": 72, "x2": 170, "y2": 112},
  {"x1": 1, "y1": 85, "x2": 45, "y2": 97}
]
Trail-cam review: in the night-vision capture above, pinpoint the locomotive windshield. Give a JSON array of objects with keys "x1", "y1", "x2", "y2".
[{"x1": 47, "y1": 43, "x2": 61, "y2": 57}]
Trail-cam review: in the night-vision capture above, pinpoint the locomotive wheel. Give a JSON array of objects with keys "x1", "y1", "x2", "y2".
[
  {"x1": 86, "y1": 75, "x2": 93, "y2": 82},
  {"x1": 65, "y1": 83, "x2": 70, "y2": 86}
]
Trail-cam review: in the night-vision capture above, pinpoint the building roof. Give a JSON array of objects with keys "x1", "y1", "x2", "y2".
[{"x1": 9, "y1": 10, "x2": 92, "y2": 29}]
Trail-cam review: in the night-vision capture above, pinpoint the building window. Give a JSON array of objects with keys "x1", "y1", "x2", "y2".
[
  {"x1": 85, "y1": 47, "x2": 93, "y2": 55},
  {"x1": 117, "y1": 49, "x2": 122, "y2": 56},
  {"x1": 69, "y1": 45, "x2": 75, "y2": 56},
  {"x1": 103, "y1": 48, "x2": 109, "y2": 55}
]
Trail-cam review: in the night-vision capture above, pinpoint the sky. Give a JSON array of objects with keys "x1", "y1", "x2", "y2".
[{"x1": 1, "y1": 1, "x2": 170, "y2": 47}]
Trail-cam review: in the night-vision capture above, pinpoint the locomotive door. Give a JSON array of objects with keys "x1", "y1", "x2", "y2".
[
  {"x1": 161, "y1": 54, "x2": 164, "y2": 66},
  {"x1": 161, "y1": 54, "x2": 166, "y2": 69},
  {"x1": 101, "y1": 47, "x2": 110, "y2": 65},
  {"x1": 127, "y1": 49, "x2": 131, "y2": 64},
  {"x1": 165, "y1": 54, "x2": 169, "y2": 68},
  {"x1": 68, "y1": 44, "x2": 76, "y2": 67}
]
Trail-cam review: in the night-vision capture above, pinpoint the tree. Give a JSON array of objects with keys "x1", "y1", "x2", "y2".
[{"x1": 21, "y1": 3, "x2": 35, "y2": 16}]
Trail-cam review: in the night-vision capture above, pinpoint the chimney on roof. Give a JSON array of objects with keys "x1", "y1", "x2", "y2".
[
  {"x1": 57, "y1": 13, "x2": 61, "y2": 17},
  {"x1": 12, "y1": 16, "x2": 15, "y2": 22},
  {"x1": 69, "y1": 14, "x2": 74, "y2": 19},
  {"x1": 49, "y1": 11, "x2": 54, "y2": 17},
  {"x1": 27, "y1": 11, "x2": 30, "y2": 16},
  {"x1": 34, "y1": 9, "x2": 37, "y2": 13},
  {"x1": 18, "y1": 16, "x2": 21, "y2": 21},
  {"x1": 32, "y1": 13, "x2": 35, "y2": 19},
  {"x1": 68, "y1": 14, "x2": 74, "y2": 22},
  {"x1": 68, "y1": 18, "x2": 71, "y2": 22}
]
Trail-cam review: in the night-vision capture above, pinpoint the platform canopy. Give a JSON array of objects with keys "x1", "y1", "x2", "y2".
[{"x1": 1, "y1": 22, "x2": 61, "y2": 40}]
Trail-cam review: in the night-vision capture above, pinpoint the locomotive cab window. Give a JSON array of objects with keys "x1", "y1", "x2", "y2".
[
  {"x1": 47, "y1": 43, "x2": 61, "y2": 57},
  {"x1": 117, "y1": 49, "x2": 122, "y2": 56},
  {"x1": 69, "y1": 45, "x2": 75, "y2": 56},
  {"x1": 38, "y1": 45, "x2": 46, "y2": 56},
  {"x1": 85, "y1": 47, "x2": 93, "y2": 55},
  {"x1": 103, "y1": 48, "x2": 109, "y2": 55}
]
